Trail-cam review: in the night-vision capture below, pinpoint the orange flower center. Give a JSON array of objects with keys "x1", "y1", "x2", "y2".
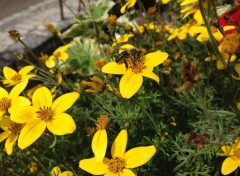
[
  {"x1": 234, "y1": 148, "x2": 240, "y2": 159},
  {"x1": 108, "y1": 157, "x2": 126, "y2": 174},
  {"x1": 9, "y1": 123, "x2": 22, "y2": 135},
  {"x1": 129, "y1": 60, "x2": 146, "y2": 73},
  {"x1": 11, "y1": 74, "x2": 22, "y2": 82},
  {"x1": 96, "y1": 115, "x2": 110, "y2": 130},
  {"x1": 210, "y1": 26, "x2": 218, "y2": 33},
  {"x1": 0, "y1": 98, "x2": 11, "y2": 111},
  {"x1": 54, "y1": 51, "x2": 62, "y2": 58},
  {"x1": 36, "y1": 106, "x2": 54, "y2": 121}
]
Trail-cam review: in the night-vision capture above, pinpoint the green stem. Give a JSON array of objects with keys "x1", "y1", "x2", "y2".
[{"x1": 198, "y1": 0, "x2": 227, "y2": 68}]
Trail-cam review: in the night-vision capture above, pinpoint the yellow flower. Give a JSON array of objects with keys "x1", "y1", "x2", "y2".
[
  {"x1": 112, "y1": 34, "x2": 134, "y2": 46},
  {"x1": 168, "y1": 20, "x2": 197, "y2": 41},
  {"x1": 205, "y1": 44, "x2": 237, "y2": 70},
  {"x1": 102, "y1": 44, "x2": 168, "y2": 99},
  {"x1": 2, "y1": 65, "x2": 35, "y2": 86},
  {"x1": 189, "y1": 25, "x2": 236, "y2": 42},
  {"x1": 92, "y1": 115, "x2": 110, "y2": 162},
  {"x1": 51, "y1": 166, "x2": 73, "y2": 176},
  {"x1": 0, "y1": 116, "x2": 24, "y2": 155},
  {"x1": 120, "y1": 0, "x2": 137, "y2": 14},
  {"x1": 219, "y1": 137, "x2": 240, "y2": 175},
  {"x1": 79, "y1": 129, "x2": 156, "y2": 176},
  {"x1": 10, "y1": 87, "x2": 79, "y2": 149},
  {"x1": 180, "y1": 0, "x2": 203, "y2": 25},
  {"x1": 45, "y1": 44, "x2": 70, "y2": 68},
  {"x1": 0, "y1": 80, "x2": 30, "y2": 119},
  {"x1": 162, "y1": 0, "x2": 172, "y2": 4}
]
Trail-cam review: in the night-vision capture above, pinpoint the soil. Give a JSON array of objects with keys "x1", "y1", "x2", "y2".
[{"x1": 0, "y1": 0, "x2": 42, "y2": 20}]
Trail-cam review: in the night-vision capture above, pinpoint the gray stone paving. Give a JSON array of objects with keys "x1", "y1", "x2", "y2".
[{"x1": 0, "y1": 0, "x2": 79, "y2": 67}]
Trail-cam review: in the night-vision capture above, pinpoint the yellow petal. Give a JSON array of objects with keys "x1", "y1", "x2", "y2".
[
  {"x1": 79, "y1": 157, "x2": 108, "y2": 175},
  {"x1": 193, "y1": 10, "x2": 203, "y2": 25},
  {"x1": 125, "y1": 145, "x2": 156, "y2": 168},
  {"x1": 0, "y1": 131, "x2": 10, "y2": 142},
  {"x1": 58, "y1": 52, "x2": 68, "y2": 60},
  {"x1": 46, "y1": 56, "x2": 56, "y2": 68},
  {"x1": 61, "y1": 171, "x2": 74, "y2": 176},
  {"x1": 51, "y1": 166, "x2": 61, "y2": 175},
  {"x1": 102, "y1": 62, "x2": 127, "y2": 75},
  {"x1": 180, "y1": 0, "x2": 197, "y2": 6},
  {"x1": 121, "y1": 169, "x2": 136, "y2": 176},
  {"x1": 119, "y1": 71, "x2": 143, "y2": 99},
  {"x1": 18, "y1": 119, "x2": 46, "y2": 149},
  {"x1": 9, "y1": 96, "x2": 31, "y2": 114},
  {"x1": 111, "y1": 129, "x2": 128, "y2": 158},
  {"x1": 32, "y1": 87, "x2": 52, "y2": 109},
  {"x1": 92, "y1": 130, "x2": 107, "y2": 162},
  {"x1": 119, "y1": 44, "x2": 135, "y2": 53},
  {"x1": 0, "y1": 87, "x2": 8, "y2": 99},
  {"x1": 140, "y1": 69, "x2": 160, "y2": 83},
  {"x1": 120, "y1": 3, "x2": 128, "y2": 13},
  {"x1": 18, "y1": 65, "x2": 34, "y2": 75},
  {"x1": 10, "y1": 106, "x2": 37, "y2": 123},
  {"x1": 5, "y1": 133, "x2": 18, "y2": 155},
  {"x1": 51, "y1": 92, "x2": 79, "y2": 115},
  {"x1": 144, "y1": 51, "x2": 168, "y2": 67},
  {"x1": 9, "y1": 80, "x2": 28, "y2": 99},
  {"x1": 3, "y1": 67, "x2": 17, "y2": 80},
  {"x1": 221, "y1": 156, "x2": 239, "y2": 175},
  {"x1": 47, "y1": 113, "x2": 76, "y2": 135}
]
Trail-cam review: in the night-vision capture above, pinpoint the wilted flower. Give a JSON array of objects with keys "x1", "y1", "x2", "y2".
[
  {"x1": 81, "y1": 76, "x2": 106, "y2": 93},
  {"x1": 28, "y1": 161, "x2": 38, "y2": 173},
  {"x1": 8, "y1": 29, "x2": 21, "y2": 41},
  {"x1": 107, "y1": 15, "x2": 117, "y2": 27}
]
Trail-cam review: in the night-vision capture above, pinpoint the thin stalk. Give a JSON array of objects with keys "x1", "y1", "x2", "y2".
[
  {"x1": 18, "y1": 39, "x2": 42, "y2": 65},
  {"x1": 198, "y1": 0, "x2": 227, "y2": 68},
  {"x1": 61, "y1": 0, "x2": 78, "y2": 18}
]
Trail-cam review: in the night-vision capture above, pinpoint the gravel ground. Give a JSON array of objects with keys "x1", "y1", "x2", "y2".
[{"x1": 0, "y1": 0, "x2": 42, "y2": 20}]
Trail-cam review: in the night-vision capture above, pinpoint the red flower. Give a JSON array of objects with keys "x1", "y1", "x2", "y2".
[{"x1": 219, "y1": 6, "x2": 240, "y2": 26}]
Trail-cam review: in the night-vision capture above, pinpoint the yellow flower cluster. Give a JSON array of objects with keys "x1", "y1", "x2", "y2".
[{"x1": 0, "y1": 67, "x2": 80, "y2": 154}]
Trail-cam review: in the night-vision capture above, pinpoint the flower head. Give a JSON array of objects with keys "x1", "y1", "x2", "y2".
[
  {"x1": 2, "y1": 65, "x2": 35, "y2": 86},
  {"x1": 44, "y1": 44, "x2": 70, "y2": 68},
  {"x1": 102, "y1": 44, "x2": 168, "y2": 99},
  {"x1": 10, "y1": 87, "x2": 80, "y2": 149},
  {"x1": 79, "y1": 129, "x2": 156, "y2": 176},
  {"x1": 112, "y1": 34, "x2": 134, "y2": 46},
  {"x1": 120, "y1": 0, "x2": 137, "y2": 14},
  {"x1": 51, "y1": 166, "x2": 73, "y2": 176},
  {"x1": 0, "y1": 80, "x2": 30, "y2": 120},
  {"x1": 219, "y1": 137, "x2": 240, "y2": 175},
  {"x1": 0, "y1": 116, "x2": 24, "y2": 155}
]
